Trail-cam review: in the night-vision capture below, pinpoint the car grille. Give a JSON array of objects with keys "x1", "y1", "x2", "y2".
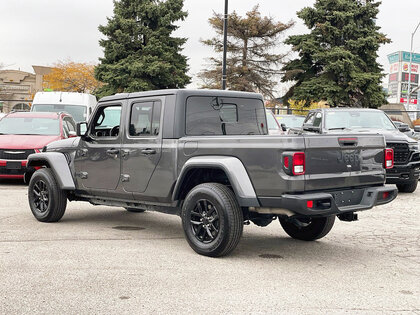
[
  {"x1": 0, "y1": 149, "x2": 35, "y2": 160},
  {"x1": 387, "y1": 143, "x2": 409, "y2": 164}
]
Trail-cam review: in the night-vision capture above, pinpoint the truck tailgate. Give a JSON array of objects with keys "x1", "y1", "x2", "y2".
[{"x1": 304, "y1": 134, "x2": 386, "y2": 191}]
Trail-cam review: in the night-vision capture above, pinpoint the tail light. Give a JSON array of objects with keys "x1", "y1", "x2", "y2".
[
  {"x1": 384, "y1": 148, "x2": 394, "y2": 169},
  {"x1": 292, "y1": 152, "x2": 305, "y2": 175}
]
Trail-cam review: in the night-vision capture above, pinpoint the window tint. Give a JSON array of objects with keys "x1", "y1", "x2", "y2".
[
  {"x1": 91, "y1": 105, "x2": 121, "y2": 137},
  {"x1": 129, "y1": 101, "x2": 161, "y2": 137},
  {"x1": 186, "y1": 96, "x2": 267, "y2": 136},
  {"x1": 304, "y1": 113, "x2": 315, "y2": 125}
]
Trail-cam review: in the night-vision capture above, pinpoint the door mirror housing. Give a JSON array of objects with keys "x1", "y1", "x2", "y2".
[
  {"x1": 302, "y1": 123, "x2": 321, "y2": 133},
  {"x1": 68, "y1": 131, "x2": 77, "y2": 138},
  {"x1": 77, "y1": 122, "x2": 88, "y2": 136},
  {"x1": 280, "y1": 123, "x2": 287, "y2": 132},
  {"x1": 398, "y1": 124, "x2": 410, "y2": 133}
]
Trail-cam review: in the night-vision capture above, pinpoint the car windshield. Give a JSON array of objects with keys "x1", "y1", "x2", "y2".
[
  {"x1": 276, "y1": 115, "x2": 305, "y2": 128},
  {"x1": 32, "y1": 104, "x2": 86, "y2": 122},
  {"x1": 0, "y1": 117, "x2": 60, "y2": 135},
  {"x1": 266, "y1": 111, "x2": 279, "y2": 129},
  {"x1": 325, "y1": 111, "x2": 396, "y2": 130}
]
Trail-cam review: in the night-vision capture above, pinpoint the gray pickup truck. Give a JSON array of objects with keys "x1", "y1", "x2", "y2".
[{"x1": 26, "y1": 90, "x2": 397, "y2": 257}]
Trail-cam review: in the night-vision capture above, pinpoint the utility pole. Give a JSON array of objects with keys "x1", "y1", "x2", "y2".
[
  {"x1": 222, "y1": 0, "x2": 228, "y2": 90},
  {"x1": 407, "y1": 21, "x2": 420, "y2": 116}
]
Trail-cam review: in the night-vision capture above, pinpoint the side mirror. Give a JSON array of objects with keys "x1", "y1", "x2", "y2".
[
  {"x1": 302, "y1": 123, "x2": 321, "y2": 133},
  {"x1": 414, "y1": 126, "x2": 420, "y2": 132},
  {"x1": 280, "y1": 123, "x2": 287, "y2": 132},
  {"x1": 77, "y1": 122, "x2": 88, "y2": 136},
  {"x1": 398, "y1": 124, "x2": 410, "y2": 132},
  {"x1": 68, "y1": 131, "x2": 77, "y2": 138}
]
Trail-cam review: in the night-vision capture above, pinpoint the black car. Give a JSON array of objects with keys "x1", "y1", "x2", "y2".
[{"x1": 300, "y1": 108, "x2": 420, "y2": 193}]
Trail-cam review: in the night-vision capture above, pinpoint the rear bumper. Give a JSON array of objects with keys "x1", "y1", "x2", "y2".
[
  {"x1": 386, "y1": 161, "x2": 420, "y2": 184},
  {"x1": 257, "y1": 185, "x2": 397, "y2": 217}
]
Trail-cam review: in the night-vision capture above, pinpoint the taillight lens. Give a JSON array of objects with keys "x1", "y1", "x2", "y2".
[
  {"x1": 384, "y1": 148, "x2": 394, "y2": 169},
  {"x1": 292, "y1": 152, "x2": 305, "y2": 175}
]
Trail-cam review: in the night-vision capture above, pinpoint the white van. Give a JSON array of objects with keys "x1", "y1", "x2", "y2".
[{"x1": 31, "y1": 92, "x2": 97, "y2": 122}]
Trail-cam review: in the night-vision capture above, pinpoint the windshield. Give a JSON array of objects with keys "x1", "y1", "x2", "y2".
[
  {"x1": 0, "y1": 117, "x2": 60, "y2": 135},
  {"x1": 266, "y1": 111, "x2": 279, "y2": 129},
  {"x1": 325, "y1": 111, "x2": 396, "y2": 130},
  {"x1": 32, "y1": 104, "x2": 86, "y2": 122},
  {"x1": 276, "y1": 115, "x2": 305, "y2": 128}
]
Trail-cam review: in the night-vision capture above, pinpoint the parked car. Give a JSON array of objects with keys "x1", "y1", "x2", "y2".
[
  {"x1": 266, "y1": 110, "x2": 284, "y2": 135},
  {"x1": 299, "y1": 108, "x2": 420, "y2": 193},
  {"x1": 0, "y1": 113, "x2": 5, "y2": 120},
  {"x1": 0, "y1": 112, "x2": 77, "y2": 181},
  {"x1": 31, "y1": 91, "x2": 97, "y2": 122},
  {"x1": 392, "y1": 121, "x2": 418, "y2": 139},
  {"x1": 275, "y1": 114, "x2": 305, "y2": 131},
  {"x1": 26, "y1": 90, "x2": 396, "y2": 257}
]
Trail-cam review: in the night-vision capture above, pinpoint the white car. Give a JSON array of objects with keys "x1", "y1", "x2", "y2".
[{"x1": 0, "y1": 113, "x2": 5, "y2": 120}]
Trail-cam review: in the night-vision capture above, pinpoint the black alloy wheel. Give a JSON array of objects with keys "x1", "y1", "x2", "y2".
[
  {"x1": 181, "y1": 183, "x2": 243, "y2": 257},
  {"x1": 32, "y1": 179, "x2": 50, "y2": 214},
  {"x1": 190, "y1": 199, "x2": 220, "y2": 244},
  {"x1": 28, "y1": 168, "x2": 67, "y2": 222}
]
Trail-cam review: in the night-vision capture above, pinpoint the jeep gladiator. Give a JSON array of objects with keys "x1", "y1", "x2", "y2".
[{"x1": 26, "y1": 90, "x2": 397, "y2": 257}]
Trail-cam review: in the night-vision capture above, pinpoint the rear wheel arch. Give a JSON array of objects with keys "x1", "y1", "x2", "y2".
[{"x1": 172, "y1": 156, "x2": 259, "y2": 208}]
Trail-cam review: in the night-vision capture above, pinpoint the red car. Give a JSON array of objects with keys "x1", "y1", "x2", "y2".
[{"x1": 0, "y1": 111, "x2": 77, "y2": 180}]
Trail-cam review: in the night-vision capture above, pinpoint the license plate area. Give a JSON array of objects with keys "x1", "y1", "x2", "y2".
[
  {"x1": 332, "y1": 189, "x2": 364, "y2": 207},
  {"x1": 6, "y1": 161, "x2": 22, "y2": 170}
]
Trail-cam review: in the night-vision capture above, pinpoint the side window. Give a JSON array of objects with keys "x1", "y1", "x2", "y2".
[
  {"x1": 313, "y1": 112, "x2": 322, "y2": 128},
  {"x1": 129, "y1": 101, "x2": 161, "y2": 137},
  {"x1": 90, "y1": 105, "x2": 122, "y2": 138}
]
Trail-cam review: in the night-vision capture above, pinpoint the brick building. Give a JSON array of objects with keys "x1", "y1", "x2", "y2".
[{"x1": 0, "y1": 66, "x2": 51, "y2": 113}]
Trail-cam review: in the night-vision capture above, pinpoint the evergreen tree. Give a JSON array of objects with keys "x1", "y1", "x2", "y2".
[
  {"x1": 282, "y1": 0, "x2": 390, "y2": 107},
  {"x1": 95, "y1": 0, "x2": 191, "y2": 97},
  {"x1": 199, "y1": 6, "x2": 294, "y2": 99}
]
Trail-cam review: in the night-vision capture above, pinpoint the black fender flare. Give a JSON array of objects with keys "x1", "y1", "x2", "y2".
[
  {"x1": 27, "y1": 152, "x2": 75, "y2": 190},
  {"x1": 172, "y1": 156, "x2": 259, "y2": 207}
]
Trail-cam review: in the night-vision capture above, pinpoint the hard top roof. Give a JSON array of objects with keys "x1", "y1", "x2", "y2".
[{"x1": 99, "y1": 89, "x2": 263, "y2": 102}]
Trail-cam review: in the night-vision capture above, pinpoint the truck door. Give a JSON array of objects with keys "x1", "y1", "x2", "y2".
[
  {"x1": 76, "y1": 103, "x2": 122, "y2": 190},
  {"x1": 120, "y1": 99, "x2": 162, "y2": 193}
]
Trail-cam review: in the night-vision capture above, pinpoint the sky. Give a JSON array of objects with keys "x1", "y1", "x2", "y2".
[{"x1": 1, "y1": 0, "x2": 420, "y2": 95}]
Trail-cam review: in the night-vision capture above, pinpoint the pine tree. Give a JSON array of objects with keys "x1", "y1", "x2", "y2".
[
  {"x1": 95, "y1": 0, "x2": 191, "y2": 97},
  {"x1": 282, "y1": 0, "x2": 390, "y2": 108},
  {"x1": 199, "y1": 6, "x2": 294, "y2": 99}
]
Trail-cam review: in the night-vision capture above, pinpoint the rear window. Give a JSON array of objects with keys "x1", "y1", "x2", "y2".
[{"x1": 186, "y1": 96, "x2": 267, "y2": 136}]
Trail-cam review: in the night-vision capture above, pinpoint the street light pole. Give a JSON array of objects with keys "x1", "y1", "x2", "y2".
[
  {"x1": 222, "y1": 0, "x2": 228, "y2": 90},
  {"x1": 406, "y1": 21, "x2": 420, "y2": 112}
]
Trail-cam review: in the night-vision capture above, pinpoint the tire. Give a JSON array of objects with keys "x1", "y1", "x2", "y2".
[
  {"x1": 279, "y1": 216, "x2": 335, "y2": 241},
  {"x1": 125, "y1": 207, "x2": 146, "y2": 213},
  {"x1": 397, "y1": 180, "x2": 418, "y2": 193},
  {"x1": 181, "y1": 183, "x2": 243, "y2": 257},
  {"x1": 28, "y1": 168, "x2": 67, "y2": 222}
]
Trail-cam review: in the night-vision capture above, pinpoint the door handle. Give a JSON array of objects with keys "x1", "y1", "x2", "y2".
[
  {"x1": 141, "y1": 148, "x2": 156, "y2": 155},
  {"x1": 106, "y1": 148, "x2": 119, "y2": 155}
]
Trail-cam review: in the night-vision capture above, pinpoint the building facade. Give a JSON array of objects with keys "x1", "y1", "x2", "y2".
[
  {"x1": 0, "y1": 66, "x2": 51, "y2": 113},
  {"x1": 387, "y1": 51, "x2": 420, "y2": 121}
]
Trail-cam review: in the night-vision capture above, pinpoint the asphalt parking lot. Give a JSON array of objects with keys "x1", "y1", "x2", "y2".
[{"x1": 0, "y1": 180, "x2": 419, "y2": 314}]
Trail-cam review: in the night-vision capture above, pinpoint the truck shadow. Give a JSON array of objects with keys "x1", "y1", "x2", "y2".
[{"x1": 60, "y1": 208, "x2": 374, "y2": 264}]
